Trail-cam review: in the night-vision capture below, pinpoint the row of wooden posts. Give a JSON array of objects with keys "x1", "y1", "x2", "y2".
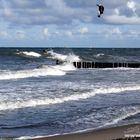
[{"x1": 73, "y1": 62, "x2": 140, "y2": 68}]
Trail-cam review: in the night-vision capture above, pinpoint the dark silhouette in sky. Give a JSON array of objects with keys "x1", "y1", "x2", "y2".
[{"x1": 97, "y1": 4, "x2": 104, "y2": 18}]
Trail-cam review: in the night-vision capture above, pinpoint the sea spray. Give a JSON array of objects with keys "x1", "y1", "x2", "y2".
[{"x1": 44, "y1": 50, "x2": 81, "y2": 62}]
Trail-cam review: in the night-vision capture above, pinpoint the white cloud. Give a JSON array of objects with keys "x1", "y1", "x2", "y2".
[
  {"x1": 127, "y1": 30, "x2": 140, "y2": 38},
  {"x1": 44, "y1": 28, "x2": 50, "y2": 37},
  {"x1": 112, "y1": 28, "x2": 121, "y2": 34},
  {"x1": 103, "y1": 27, "x2": 122, "y2": 39},
  {"x1": 105, "y1": 15, "x2": 140, "y2": 24},
  {"x1": 0, "y1": 0, "x2": 140, "y2": 26},
  {"x1": 54, "y1": 31, "x2": 60, "y2": 35},
  {"x1": 114, "y1": 8, "x2": 120, "y2": 15},
  {"x1": 127, "y1": 1, "x2": 136, "y2": 11},
  {"x1": 45, "y1": 0, "x2": 70, "y2": 15},
  {"x1": 16, "y1": 30, "x2": 25, "y2": 39},
  {"x1": 65, "y1": 31, "x2": 73, "y2": 37},
  {"x1": 79, "y1": 27, "x2": 89, "y2": 34},
  {"x1": 97, "y1": 26, "x2": 140, "y2": 39},
  {"x1": 127, "y1": 0, "x2": 137, "y2": 16},
  {"x1": 0, "y1": 31, "x2": 8, "y2": 38},
  {"x1": 1, "y1": 0, "x2": 12, "y2": 16}
]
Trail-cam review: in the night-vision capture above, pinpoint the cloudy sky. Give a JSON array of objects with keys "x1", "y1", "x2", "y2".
[{"x1": 0, "y1": 0, "x2": 140, "y2": 47}]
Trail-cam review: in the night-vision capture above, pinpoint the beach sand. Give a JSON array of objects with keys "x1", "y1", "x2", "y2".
[{"x1": 35, "y1": 124, "x2": 140, "y2": 140}]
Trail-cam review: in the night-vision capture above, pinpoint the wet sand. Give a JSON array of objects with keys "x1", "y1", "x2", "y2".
[{"x1": 34, "y1": 124, "x2": 140, "y2": 140}]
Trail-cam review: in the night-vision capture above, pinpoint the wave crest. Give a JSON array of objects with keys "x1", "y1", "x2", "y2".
[
  {"x1": 0, "y1": 66, "x2": 65, "y2": 80},
  {"x1": 17, "y1": 51, "x2": 41, "y2": 58},
  {"x1": 0, "y1": 85, "x2": 140, "y2": 111},
  {"x1": 44, "y1": 50, "x2": 81, "y2": 62}
]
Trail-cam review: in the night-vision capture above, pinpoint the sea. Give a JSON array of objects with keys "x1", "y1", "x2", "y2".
[{"x1": 0, "y1": 48, "x2": 140, "y2": 139}]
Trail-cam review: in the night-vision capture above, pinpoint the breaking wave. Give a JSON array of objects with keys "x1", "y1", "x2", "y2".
[
  {"x1": 95, "y1": 53, "x2": 105, "y2": 57},
  {"x1": 16, "y1": 136, "x2": 47, "y2": 140},
  {"x1": 104, "y1": 106, "x2": 140, "y2": 126},
  {"x1": 15, "y1": 106, "x2": 140, "y2": 140},
  {"x1": 44, "y1": 50, "x2": 81, "y2": 62},
  {"x1": 0, "y1": 65, "x2": 67, "y2": 80},
  {"x1": 0, "y1": 85, "x2": 140, "y2": 111},
  {"x1": 0, "y1": 49, "x2": 79, "y2": 81},
  {"x1": 74, "y1": 106, "x2": 140, "y2": 135},
  {"x1": 17, "y1": 51, "x2": 41, "y2": 58}
]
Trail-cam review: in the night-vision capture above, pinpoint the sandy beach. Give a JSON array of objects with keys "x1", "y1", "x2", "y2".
[{"x1": 35, "y1": 124, "x2": 140, "y2": 140}]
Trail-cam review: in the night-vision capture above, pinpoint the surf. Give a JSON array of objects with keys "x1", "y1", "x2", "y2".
[
  {"x1": 0, "y1": 66, "x2": 65, "y2": 80},
  {"x1": 0, "y1": 85, "x2": 140, "y2": 111},
  {"x1": 43, "y1": 50, "x2": 81, "y2": 62},
  {"x1": 103, "y1": 106, "x2": 140, "y2": 126},
  {"x1": 0, "y1": 50, "x2": 79, "y2": 80},
  {"x1": 16, "y1": 51, "x2": 41, "y2": 58},
  {"x1": 0, "y1": 61, "x2": 77, "y2": 81}
]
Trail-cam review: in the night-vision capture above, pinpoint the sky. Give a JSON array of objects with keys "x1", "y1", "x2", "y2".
[{"x1": 0, "y1": 0, "x2": 140, "y2": 48}]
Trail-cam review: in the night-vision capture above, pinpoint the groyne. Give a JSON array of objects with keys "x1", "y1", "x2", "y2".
[{"x1": 73, "y1": 62, "x2": 140, "y2": 68}]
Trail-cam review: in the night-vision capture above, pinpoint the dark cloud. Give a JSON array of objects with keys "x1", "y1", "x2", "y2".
[
  {"x1": 64, "y1": 0, "x2": 95, "y2": 8},
  {"x1": 0, "y1": 0, "x2": 140, "y2": 26}
]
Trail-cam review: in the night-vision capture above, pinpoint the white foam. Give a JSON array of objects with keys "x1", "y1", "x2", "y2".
[
  {"x1": 0, "y1": 66, "x2": 65, "y2": 80},
  {"x1": 16, "y1": 106, "x2": 140, "y2": 139},
  {"x1": 16, "y1": 136, "x2": 38, "y2": 140},
  {"x1": 17, "y1": 51, "x2": 41, "y2": 58},
  {"x1": 72, "y1": 106, "x2": 140, "y2": 134},
  {"x1": 16, "y1": 134, "x2": 60, "y2": 140},
  {"x1": 44, "y1": 50, "x2": 67, "y2": 61},
  {"x1": 65, "y1": 53, "x2": 81, "y2": 62},
  {"x1": 0, "y1": 62, "x2": 77, "y2": 81},
  {"x1": 101, "y1": 67, "x2": 140, "y2": 71},
  {"x1": 104, "y1": 106, "x2": 140, "y2": 126},
  {"x1": 95, "y1": 53, "x2": 105, "y2": 57},
  {"x1": 54, "y1": 63, "x2": 76, "y2": 71},
  {"x1": 44, "y1": 50, "x2": 81, "y2": 62},
  {"x1": 42, "y1": 63, "x2": 76, "y2": 71},
  {"x1": 0, "y1": 85, "x2": 140, "y2": 111}
]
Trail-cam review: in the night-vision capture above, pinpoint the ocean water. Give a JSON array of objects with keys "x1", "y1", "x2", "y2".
[{"x1": 0, "y1": 48, "x2": 140, "y2": 139}]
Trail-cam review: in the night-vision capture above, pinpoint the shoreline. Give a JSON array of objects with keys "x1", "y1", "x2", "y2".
[{"x1": 33, "y1": 124, "x2": 140, "y2": 140}]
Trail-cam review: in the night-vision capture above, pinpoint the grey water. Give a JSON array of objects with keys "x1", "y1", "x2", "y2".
[{"x1": 0, "y1": 48, "x2": 140, "y2": 138}]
